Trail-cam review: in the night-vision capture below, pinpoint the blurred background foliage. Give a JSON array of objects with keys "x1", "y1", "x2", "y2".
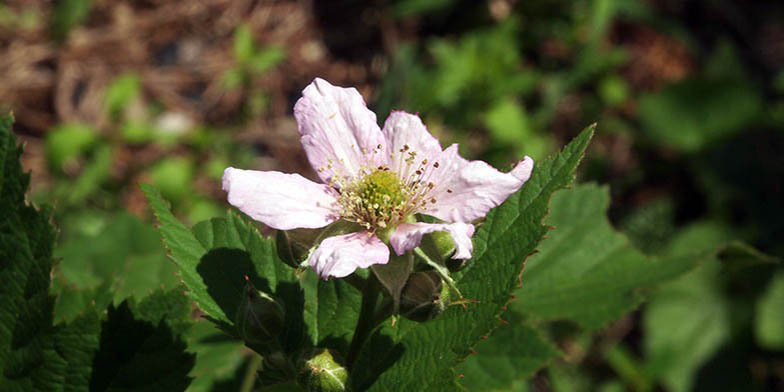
[{"x1": 1, "y1": 0, "x2": 783, "y2": 390}]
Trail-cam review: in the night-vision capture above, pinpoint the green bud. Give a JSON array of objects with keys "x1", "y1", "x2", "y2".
[
  {"x1": 399, "y1": 271, "x2": 450, "y2": 322},
  {"x1": 431, "y1": 230, "x2": 456, "y2": 258},
  {"x1": 235, "y1": 278, "x2": 285, "y2": 344},
  {"x1": 297, "y1": 349, "x2": 348, "y2": 392},
  {"x1": 422, "y1": 230, "x2": 470, "y2": 272}
]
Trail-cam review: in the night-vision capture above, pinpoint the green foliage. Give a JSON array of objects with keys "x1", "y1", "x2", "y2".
[
  {"x1": 143, "y1": 185, "x2": 304, "y2": 350},
  {"x1": 618, "y1": 197, "x2": 676, "y2": 256},
  {"x1": 185, "y1": 321, "x2": 247, "y2": 392},
  {"x1": 52, "y1": 211, "x2": 179, "y2": 322},
  {"x1": 513, "y1": 183, "x2": 697, "y2": 330},
  {"x1": 89, "y1": 291, "x2": 195, "y2": 391},
  {"x1": 302, "y1": 272, "x2": 363, "y2": 355},
  {"x1": 638, "y1": 77, "x2": 762, "y2": 152},
  {"x1": 456, "y1": 313, "x2": 560, "y2": 391},
  {"x1": 756, "y1": 272, "x2": 784, "y2": 350},
  {"x1": 45, "y1": 123, "x2": 98, "y2": 171},
  {"x1": 456, "y1": 179, "x2": 700, "y2": 390},
  {"x1": 644, "y1": 259, "x2": 729, "y2": 392},
  {"x1": 225, "y1": 24, "x2": 286, "y2": 90},
  {"x1": 2, "y1": 115, "x2": 196, "y2": 391},
  {"x1": 105, "y1": 73, "x2": 142, "y2": 120},
  {"x1": 643, "y1": 221, "x2": 779, "y2": 392},
  {"x1": 391, "y1": 0, "x2": 457, "y2": 18},
  {"x1": 349, "y1": 125, "x2": 594, "y2": 390},
  {"x1": 150, "y1": 157, "x2": 195, "y2": 202},
  {"x1": 0, "y1": 112, "x2": 81, "y2": 391},
  {"x1": 484, "y1": 99, "x2": 553, "y2": 161},
  {"x1": 51, "y1": 0, "x2": 92, "y2": 40}
]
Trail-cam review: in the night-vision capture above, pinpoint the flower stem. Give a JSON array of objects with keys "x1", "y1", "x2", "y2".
[
  {"x1": 239, "y1": 353, "x2": 263, "y2": 392},
  {"x1": 347, "y1": 273, "x2": 380, "y2": 369}
]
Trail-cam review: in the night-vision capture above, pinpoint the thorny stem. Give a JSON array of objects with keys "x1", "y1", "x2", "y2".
[{"x1": 347, "y1": 273, "x2": 380, "y2": 369}]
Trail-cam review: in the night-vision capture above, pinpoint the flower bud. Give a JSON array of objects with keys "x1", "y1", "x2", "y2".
[
  {"x1": 297, "y1": 349, "x2": 348, "y2": 392},
  {"x1": 399, "y1": 271, "x2": 450, "y2": 322},
  {"x1": 235, "y1": 279, "x2": 285, "y2": 345},
  {"x1": 422, "y1": 231, "x2": 470, "y2": 272}
]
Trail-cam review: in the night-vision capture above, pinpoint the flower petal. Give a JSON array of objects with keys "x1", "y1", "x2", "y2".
[
  {"x1": 390, "y1": 222, "x2": 475, "y2": 259},
  {"x1": 424, "y1": 146, "x2": 534, "y2": 223},
  {"x1": 294, "y1": 78, "x2": 387, "y2": 185},
  {"x1": 381, "y1": 111, "x2": 442, "y2": 178},
  {"x1": 222, "y1": 167, "x2": 338, "y2": 230},
  {"x1": 510, "y1": 156, "x2": 534, "y2": 183},
  {"x1": 308, "y1": 232, "x2": 390, "y2": 279}
]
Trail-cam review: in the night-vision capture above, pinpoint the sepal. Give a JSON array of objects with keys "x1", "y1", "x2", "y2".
[{"x1": 399, "y1": 270, "x2": 450, "y2": 322}]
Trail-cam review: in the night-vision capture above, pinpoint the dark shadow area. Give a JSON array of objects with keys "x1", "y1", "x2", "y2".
[
  {"x1": 310, "y1": 0, "x2": 383, "y2": 62},
  {"x1": 694, "y1": 338, "x2": 758, "y2": 392},
  {"x1": 196, "y1": 248, "x2": 308, "y2": 356},
  {"x1": 700, "y1": 130, "x2": 784, "y2": 257},
  {"x1": 196, "y1": 248, "x2": 265, "y2": 326},
  {"x1": 319, "y1": 336, "x2": 353, "y2": 358},
  {"x1": 89, "y1": 301, "x2": 195, "y2": 391},
  {"x1": 276, "y1": 280, "x2": 307, "y2": 355},
  {"x1": 206, "y1": 355, "x2": 253, "y2": 392},
  {"x1": 349, "y1": 333, "x2": 404, "y2": 391}
]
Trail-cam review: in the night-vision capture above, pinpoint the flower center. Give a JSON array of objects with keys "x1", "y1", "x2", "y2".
[
  {"x1": 338, "y1": 169, "x2": 408, "y2": 231},
  {"x1": 357, "y1": 169, "x2": 407, "y2": 212}
]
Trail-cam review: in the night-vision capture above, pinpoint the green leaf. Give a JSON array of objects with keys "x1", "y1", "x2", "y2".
[
  {"x1": 142, "y1": 184, "x2": 225, "y2": 324},
  {"x1": 105, "y1": 73, "x2": 142, "y2": 119},
  {"x1": 756, "y1": 272, "x2": 784, "y2": 350},
  {"x1": 89, "y1": 291, "x2": 195, "y2": 391},
  {"x1": 249, "y1": 47, "x2": 286, "y2": 74},
  {"x1": 185, "y1": 321, "x2": 247, "y2": 392},
  {"x1": 51, "y1": 0, "x2": 92, "y2": 40},
  {"x1": 45, "y1": 123, "x2": 97, "y2": 171},
  {"x1": 641, "y1": 221, "x2": 738, "y2": 392},
  {"x1": 149, "y1": 157, "x2": 195, "y2": 202},
  {"x1": 349, "y1": 125, "x2": 594, "y2": 391},
  {"x1": 513, "y1": 183, "x2": 699, "y2": 330},
  {"x1": 302, "y1": 271, "x2": 363, "y2": 354},
  {"x1": 55, "y1": 311, "x2": 102, "y2": 392},
  {"x1": 643, "y1": 258, "x2": 729, "y2": 392},
  {"x1": 638, "y1": 77, "x2": 762, "y2": 152},
  {"x1": 1, "y1": 113, "x2": 58, "y2": 390},
  {"x1": 0, "y1": 113, "x2": 100, "y2": 391},
  {"x1": 233, "y1": 24, "x2": 255, "y2": 63},
  {"x1": 52, "y1": 212, "x2": 179, "y2": 323},
  {"x1": 143, "y1": 185, "x2": 304, "y2": 352},
  {"x1": 456, "y1": 312, "x2": 560, "y2": 391},
  {"x1": 484, "y1": 98, "x2": 553, "y2": 160}
]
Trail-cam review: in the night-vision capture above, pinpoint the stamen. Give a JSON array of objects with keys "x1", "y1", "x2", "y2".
[{"x1": 334, "y1": 145, "x2": 441, "y2": 233}]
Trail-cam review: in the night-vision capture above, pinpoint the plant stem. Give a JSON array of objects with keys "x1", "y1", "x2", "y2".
[
  {"x1": 240, "y1": 353, "x2": 263, "y2": 392},
  {"x1": 346, "y1": 273, "x2": 380, "y2": 368}
]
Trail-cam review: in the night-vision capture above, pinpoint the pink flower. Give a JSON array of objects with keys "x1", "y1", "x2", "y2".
[{"x1": 223, "y1": 78, "x2": 533, "y2": 279}]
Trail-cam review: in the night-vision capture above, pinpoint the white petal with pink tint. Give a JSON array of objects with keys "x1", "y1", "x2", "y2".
[
  {"x1": 425, "y1": 145, "x2": 534, "y2": 223},
  {"x1": 381, "y1": 111, "x2": 442, "y2": 177},
  {"x1": 222, "y1": 168, "x2": 338, "y2": 230},
  {"x1": 390, "y1": 222, "x2": 475, "y2": 259},
  {"x1": 294, "y1": 78, "x2": 387, "y2": 185},
  {"x1": 308, "y1": 232, "x2": 390, "y2": 279},
  {"x1": 510, "y1": 156, "x2": 534, "y2": 183}
]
